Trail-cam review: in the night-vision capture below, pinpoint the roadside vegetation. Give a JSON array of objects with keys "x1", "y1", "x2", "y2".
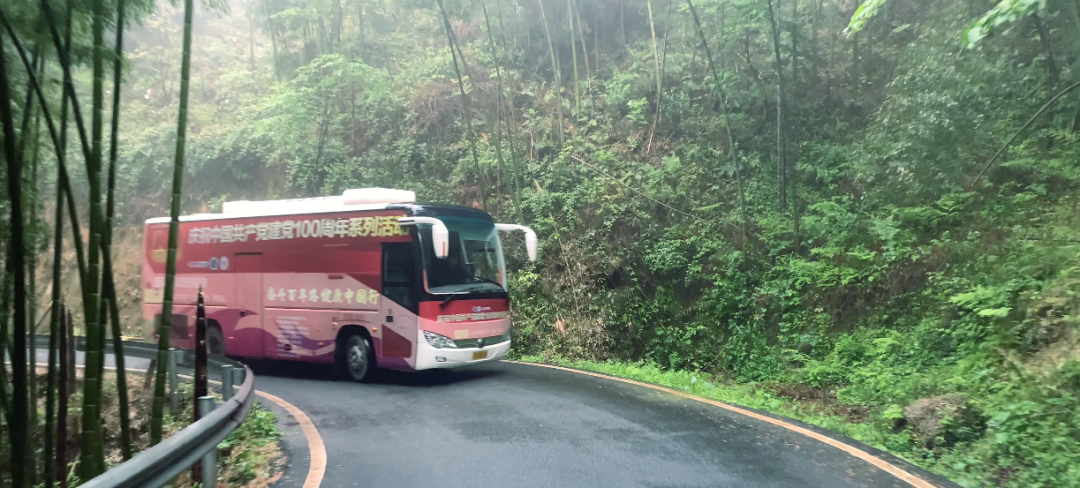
[
  {"x1": 3, "y1": 0, "x2": 1080, "y2": 487},
  {"x1": 0, "y1": 371, "x2": 282, "y2": 488},
  {"x1": 0, "y1": 0, "x2": 280, "y2": 485}
]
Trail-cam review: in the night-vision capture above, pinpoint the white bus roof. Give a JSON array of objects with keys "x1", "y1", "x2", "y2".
[{"x1": 145, "y1": 188, "x2": 416, "y2": 224}]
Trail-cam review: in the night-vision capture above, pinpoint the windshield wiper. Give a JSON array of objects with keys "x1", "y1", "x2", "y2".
[{"x1": 440, "y1": 293, "x2": 466, "y2": 307}]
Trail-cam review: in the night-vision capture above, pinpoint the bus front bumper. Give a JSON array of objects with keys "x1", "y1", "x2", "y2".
[{"x1": 414, "y1": 339, "x2": 511, "y2": 370}]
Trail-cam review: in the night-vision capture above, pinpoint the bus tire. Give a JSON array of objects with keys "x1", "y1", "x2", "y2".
[
  {"x1": 338, "y1": 331, "x2": 375, "y2": 383},
  {"x1": 207, "y1": 325, "x2": 226, "y2": 357}
]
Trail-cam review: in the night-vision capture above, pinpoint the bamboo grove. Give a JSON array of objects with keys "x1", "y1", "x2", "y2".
[{"x1": 0, "y1": 0, "x2": 195, "y2": 486}]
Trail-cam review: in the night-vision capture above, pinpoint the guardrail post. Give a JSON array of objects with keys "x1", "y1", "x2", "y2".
[
  {"x1": 167, "y1": 347, "x2": 184, "y2": 412},
  {"x1": 168, "y1": 348, "x2": 180, "y2": 411},
  {"x1": 231, "y1": 367, "x2": 245, "y2": 398},
  {"x1": 221, "y1": 365, "x2": 234, "y2": 399},
  {"x1": 198, "y1": 396, "x2": 219, "y2": 487}
]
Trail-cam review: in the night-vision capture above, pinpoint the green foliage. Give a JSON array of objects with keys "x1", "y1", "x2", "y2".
[
  {"x1": 845, "y1": 0, "x2": 888, "y2": 36},
  {"x1": 217, "y1": 404, "x2": 283, "y2": 485},
  {"x1": 964, "y1": 0, "x2": 1044, "y2": 48},
  {"x1": 61, "y1": 0, "x2": 1080, "y2": 485}
]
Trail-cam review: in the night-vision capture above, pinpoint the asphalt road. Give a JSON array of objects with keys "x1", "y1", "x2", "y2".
[
  {"x1": 250, "y1": 360, "x2": 929, "y2": 488},
  {"x1": 32, "y1": 348, "x2": 942, "y2": 487}
]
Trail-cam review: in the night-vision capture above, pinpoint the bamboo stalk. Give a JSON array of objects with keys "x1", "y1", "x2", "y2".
[
  {"x1": 480, "y1": 0, "x2": 516, "y2": 216},
  {"x1": 0, "y1": 4, "x2": 89, "y2": 307},
  {"x1": 766, "y1": 0, "x2": 788, "y2": 212},
  {"x1": 0, "y1": 254, "x2": 12, "y2": 424},
  {"x1": 571, "y1": 0, "x2": 594, "y2": 115},
  {"x1": 23, "y1": 51, "x2": 43, "y2": 487},
  {"x1": 45, "y1": 176, "x2": 63, "y2": 488},
  {"x1": 152, "y1": 0, "x2": 196, "y2": 445},
  {"x1": 35, "y1": 0, "x2": 91, "y2": 372},
  {"x1": 104, "y1": 0, "x2": 132, "y2": 458},
  {"x1": 646, "y1": 0, "x2": 674, "y2": 155},
  {"x1": 494, "y1": 0, "x2": 524, "y2": 203},
  {"x1": 687, "y1": 0, "x2": 747, "y2": 244},
  {"x1": 567, "y1": 0, "x2": 580, "y2": 114},
  {"x1": 39, "y1": 0, "x2": 92, "y2": 166},
  {"x1": 192, "y1": 289, "x2": 207, "y2": 484},
  {"x1": 194, "y1": 290, "x2": 208, "y2": 404},
  {"x1": 537, "y1": 0, "x2": 564, "y2": 144},
  {"x1": 435, "y1": 0, "x2": 488, "y2": 211},
  {"x1": 28, "y1": 88, "x2": 42, "y2": 488},
  {"x1": 48, "y1": 6, "x2": 73, "y2": 479},
  {"x1": 1, "y1": 27, "x2": 32, "y2": 488},
  {"x1": 646, "y1": 0, "x2": 661, "y2": 152},
  {"x1": 75, "y1": 0, "x2": 109, "y2": 474},
  {"x1": 58, "y1": 308, "x2": 69, "y2": 488}
]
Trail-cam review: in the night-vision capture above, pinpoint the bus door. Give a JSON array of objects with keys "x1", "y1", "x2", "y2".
[
  {"x1": 380, "y1": 243, "x2": 419, "y2": 365},
  {"x1": 231, "y1": 253, "x2": 265, "y2": 358}
]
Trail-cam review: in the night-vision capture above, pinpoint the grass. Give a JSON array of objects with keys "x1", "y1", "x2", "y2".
[{"x1": 161, "y1": 382, "x2": 284, "y2": 488}]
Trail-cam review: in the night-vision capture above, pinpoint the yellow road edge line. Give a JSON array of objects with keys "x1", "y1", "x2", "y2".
[
  {"x1": 60, "y1": 365, "x2": 326, "y2": 488},
  {"x1": 504, "y1": 360, "x2": 939, "y2": 488},
  {"x1": 255, "y1": 390, "x2": 327, "y2": 488}
]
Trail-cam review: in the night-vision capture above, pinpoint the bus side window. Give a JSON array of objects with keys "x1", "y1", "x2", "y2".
[{"x1": 382, "y1": 243, "x2": 417, "y2": 312}]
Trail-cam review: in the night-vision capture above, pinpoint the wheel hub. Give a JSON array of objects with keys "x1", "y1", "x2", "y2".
[{"x1": 349, "y1": 342, "x2": 366, "y2": 372}]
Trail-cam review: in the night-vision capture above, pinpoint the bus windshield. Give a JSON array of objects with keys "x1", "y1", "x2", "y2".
[{"x1": 418, "y1": 219, "x2": 506, "y2": 294}]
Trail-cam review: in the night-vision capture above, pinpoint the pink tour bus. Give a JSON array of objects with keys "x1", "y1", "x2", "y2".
[{"x1": 141, "y1": 188, "x2": 538, "y2": 382}]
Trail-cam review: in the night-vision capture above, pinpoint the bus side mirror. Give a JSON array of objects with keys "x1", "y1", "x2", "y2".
[
  {"x1": 431, "y1": 224, "x2": 449, "y2": 259},
  {"x1": 495, "y1": 224, "x2": 538, "y2": 262},
  {"x1": 398, "y1": 217, "x2": 450, "y2": 259}
]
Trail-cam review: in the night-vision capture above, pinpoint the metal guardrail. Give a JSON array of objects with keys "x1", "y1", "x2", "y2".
[{"x1": 33, "y1": 336, "x2": 256, "y2": 488}]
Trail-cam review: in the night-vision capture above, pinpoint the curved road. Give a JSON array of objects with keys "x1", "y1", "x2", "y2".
[{"x1": 250, "y1": 360, "x2": 950, "y2": 488}]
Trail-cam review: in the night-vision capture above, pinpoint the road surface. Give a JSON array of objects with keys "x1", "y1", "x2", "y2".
[
  {"x1": 36, "y1": 349, "x2": 949, "y2": 488},
  {"x1": 252, "y1": 360, "x2": 948, "y2": 488}
]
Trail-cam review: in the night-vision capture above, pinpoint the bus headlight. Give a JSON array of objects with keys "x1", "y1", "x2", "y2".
[{"x1": 423, "y1": 330, "x2": 458, "y2": 349}]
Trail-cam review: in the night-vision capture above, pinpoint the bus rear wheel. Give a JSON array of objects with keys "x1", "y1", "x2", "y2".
[{"x1": 339, "y1": 333, "x2": 375, "y2": 382}]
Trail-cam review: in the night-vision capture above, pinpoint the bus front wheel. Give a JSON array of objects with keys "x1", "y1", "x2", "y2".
[
  {"x1": 207, "y1": 326, "x2": 225, "y2": 357},
  {"x1": 339, "y1": 333, "x2": 375, "y2": 383}
]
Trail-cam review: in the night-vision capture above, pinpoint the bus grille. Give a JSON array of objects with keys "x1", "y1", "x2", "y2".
[{"x1": 453, "y1": 333, "x2": 509, "y2": 349}]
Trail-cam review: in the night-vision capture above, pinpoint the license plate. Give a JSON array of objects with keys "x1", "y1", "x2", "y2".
[{"x1": 472, "y1": 351, "x2": 488, "y2": 360}]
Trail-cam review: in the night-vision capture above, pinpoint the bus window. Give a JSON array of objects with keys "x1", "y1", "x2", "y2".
[{"x1": 382, "y1": 243, "x2": 418, "y2": 312}]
